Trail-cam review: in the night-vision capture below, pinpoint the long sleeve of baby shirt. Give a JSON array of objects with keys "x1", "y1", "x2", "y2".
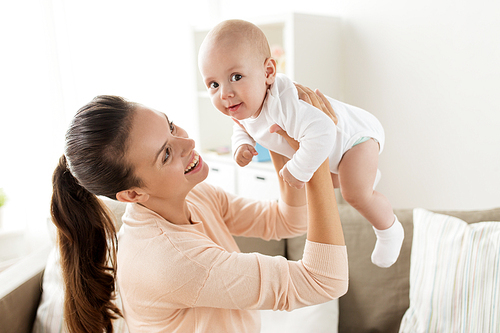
[{"x1": 236, "y1": 74, "x2": 337, "y2": 183}]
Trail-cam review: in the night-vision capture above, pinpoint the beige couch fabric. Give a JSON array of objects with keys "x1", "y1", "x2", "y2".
[{"x1": 339, "y1": 205, "x2": 500, "y2": 333}]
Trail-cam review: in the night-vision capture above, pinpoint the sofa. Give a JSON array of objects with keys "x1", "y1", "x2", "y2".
[{"x1": 1, "y1": 189, "x2": 499, "y2": 333}]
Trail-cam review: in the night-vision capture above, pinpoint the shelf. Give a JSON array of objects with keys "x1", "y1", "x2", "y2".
[{"x1": 203, "y1": 153, "x2": 278, "y2": 200}]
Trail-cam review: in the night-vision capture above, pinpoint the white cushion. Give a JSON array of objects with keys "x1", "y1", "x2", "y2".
[
  {"x1": 32, "y1": 247, "x2": 128, "y2": 333},
  {"x1": 260, "y1": 299, "x2": 339, "y2": 333},
  {"x1": 33, "y1": 197, "x2": 128, "y2": 333},
  {"x1": 399, "y1": 208, "x2": 500, "y2": 333}
]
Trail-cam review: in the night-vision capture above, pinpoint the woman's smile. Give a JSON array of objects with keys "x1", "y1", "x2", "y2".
[{"x1": 184, "y1": 151, "x2": 202, "y2": 174}]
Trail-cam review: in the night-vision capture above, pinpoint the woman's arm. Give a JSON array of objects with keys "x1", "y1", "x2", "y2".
[
  {"x1": 270, "y1": 85, "x2": 344, "y2": 246},
  {"x1": 306, "y1": 158, "x2": 344, "y2": 245},
  {"x1": 269, "y1": 150, "x2": 306, "y2": 207}
]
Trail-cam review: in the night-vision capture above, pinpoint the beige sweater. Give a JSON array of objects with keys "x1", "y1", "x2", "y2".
[{"x1": 117, "y1": 182, "x2": 348, "y2": 333}]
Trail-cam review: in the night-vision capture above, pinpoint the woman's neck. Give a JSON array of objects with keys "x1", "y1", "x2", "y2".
[{"x1": 141, "y1": 196, "x2": 192, "y2": 225}]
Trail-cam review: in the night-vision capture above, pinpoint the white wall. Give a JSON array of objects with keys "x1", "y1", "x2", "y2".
[
  {"x1": 342, "y1": 1, "x2": 500, "y2": 210},
  {"x1": 0, "y1": 0, "x2": 206, "y2": 232},
  {"x1": 0, "y1": 0, "x2": 66, "y2": 235},
  {"x1": 1, "y1": 0, "x2": 498, "y2": 236},
  {"x1": 212, "y1": 0, "x2": 500, "y2": 210},
  {"x1": 55, "y1": 0, "x2": 202, "y2": 142}
]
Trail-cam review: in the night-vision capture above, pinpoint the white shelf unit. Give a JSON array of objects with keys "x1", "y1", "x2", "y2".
[
  {"x1": 193, "y1": 13, "x2": 342, "y2": 200},
  {"x1": 203, "y1": 153, "x2": 280, "y2": 201}
]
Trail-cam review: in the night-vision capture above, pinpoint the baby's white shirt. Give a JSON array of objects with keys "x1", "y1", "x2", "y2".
[{"x1": 232, "y1": 74, "x2": 385, "y2": 182}]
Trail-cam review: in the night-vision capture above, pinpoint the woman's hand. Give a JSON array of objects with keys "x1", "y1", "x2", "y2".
[
  {"x1": 295, "y1": 84, "x2": 338, "y2": 125},
  {"x1": 269, "y1": 84, "x2": 344, "y2": 246},
  {"x1": 279, "y1": 164, "x2": 305, "y2": 189},
  {"x1": 269, "y1": 84, "x2": 337, "y2": 152}
]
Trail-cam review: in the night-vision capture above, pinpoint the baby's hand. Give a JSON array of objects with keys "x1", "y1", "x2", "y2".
[
  {"x1": 279, "y1": 165, "x2": 305, "y2": 189},
  {"x1": 235, "y1": 144, "x2": 258, "y2": 167}
]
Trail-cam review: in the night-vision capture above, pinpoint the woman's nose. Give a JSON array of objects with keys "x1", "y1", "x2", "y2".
[{"x1": 179, "y1": 137, "x2": 195, "y2": 157}]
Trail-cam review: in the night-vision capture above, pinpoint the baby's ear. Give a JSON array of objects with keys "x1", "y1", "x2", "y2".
[{"x1": 264, "y1": 57, "x2": 277, "y2": 84}]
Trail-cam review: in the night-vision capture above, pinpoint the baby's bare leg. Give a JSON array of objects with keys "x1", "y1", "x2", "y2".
[
  {"x1": 338, "y1": 139, "x2": 392, "y2": 228},
  {"x1": 330, "y1": 173, "x2": 340, "y2": 188},
  {"x1": 338, "y1": 139, "x2": 403, "y2": 267}
]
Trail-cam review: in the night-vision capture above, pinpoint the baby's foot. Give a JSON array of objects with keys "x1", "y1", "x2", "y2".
[{"x1": 371, "y1": 216, "x2": 404, "y2": 268}]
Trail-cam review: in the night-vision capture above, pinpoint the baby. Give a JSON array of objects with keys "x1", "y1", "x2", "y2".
[{"x1": 198, "y1": 19, "x2": 404, "y2": 268}]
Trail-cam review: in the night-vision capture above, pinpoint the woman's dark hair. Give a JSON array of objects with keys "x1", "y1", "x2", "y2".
[{"x1": 51, "y1": 95, "x2": 142, "y2": 332}]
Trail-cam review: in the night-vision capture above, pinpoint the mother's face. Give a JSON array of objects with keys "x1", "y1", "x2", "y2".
[{"x1": 124, "y1": 106, "x2": 208, "y2": 203}]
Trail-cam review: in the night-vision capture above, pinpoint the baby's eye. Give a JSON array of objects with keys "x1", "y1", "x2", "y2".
[
  {"x1": 231, "y1": 74, "x2": 242, "y2": 82},
  {"x1": 169, "y1": 121, "x2": 175, "y2": 133},
  {"x1": 209, "y1": 82, "x2": 219, "y2": 89}
]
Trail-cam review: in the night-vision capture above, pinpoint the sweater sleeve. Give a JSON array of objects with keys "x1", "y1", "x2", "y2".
[
  {"x1": 188, "y1": 186, "x2": 348, "y2": 310},
  {"x1": 204, "y1": 183, "x2": 307, "y2": 240},
  {"x1": 192, "y1": 239, "x2": 348, "y2": 311},
  {"x1": 117, "y1": 188, "x2": 348, "y2": 323}
]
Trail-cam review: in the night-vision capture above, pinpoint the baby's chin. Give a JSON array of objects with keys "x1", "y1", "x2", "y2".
[
  {"x1": 230, "y1": 108, "x2": 258, "y2": 121},
  {"x1": 248, "y1": 107, "x2": 262, "y2": 119}
]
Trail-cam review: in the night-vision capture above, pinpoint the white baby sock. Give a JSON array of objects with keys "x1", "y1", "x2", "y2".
[{"x1": 371, "y1": 215, "x2": 404, "y2": 268}]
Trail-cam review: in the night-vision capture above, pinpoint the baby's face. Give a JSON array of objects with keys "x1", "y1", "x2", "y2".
[{"x1": 199, "y1": 40, "x2": 272, "y2": 121}]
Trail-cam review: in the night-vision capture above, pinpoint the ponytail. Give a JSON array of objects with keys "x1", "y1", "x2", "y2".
[
  {"x1": 51, "y1": 155, "x2": 121, "y2": 333},
  {"x1": 50, "y1": 95, "x2": 139, "y2": 332}
]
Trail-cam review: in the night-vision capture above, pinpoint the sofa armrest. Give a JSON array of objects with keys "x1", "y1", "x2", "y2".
[{"x1": 0, "y1": 245, "x2": 52, "y2": 333}]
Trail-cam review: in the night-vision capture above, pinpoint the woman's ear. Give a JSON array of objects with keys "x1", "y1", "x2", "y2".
[
  {"x1": 116, "y1": 188, "x2": 149, "y2": 203},
  {"x1": 264, "y1": 57, "x2": 277, "y2": 85}
]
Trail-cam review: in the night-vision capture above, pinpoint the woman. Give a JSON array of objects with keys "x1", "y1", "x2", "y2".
[{"x1": 51, "y1": 85, "x2": 347, "y2": 333}]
